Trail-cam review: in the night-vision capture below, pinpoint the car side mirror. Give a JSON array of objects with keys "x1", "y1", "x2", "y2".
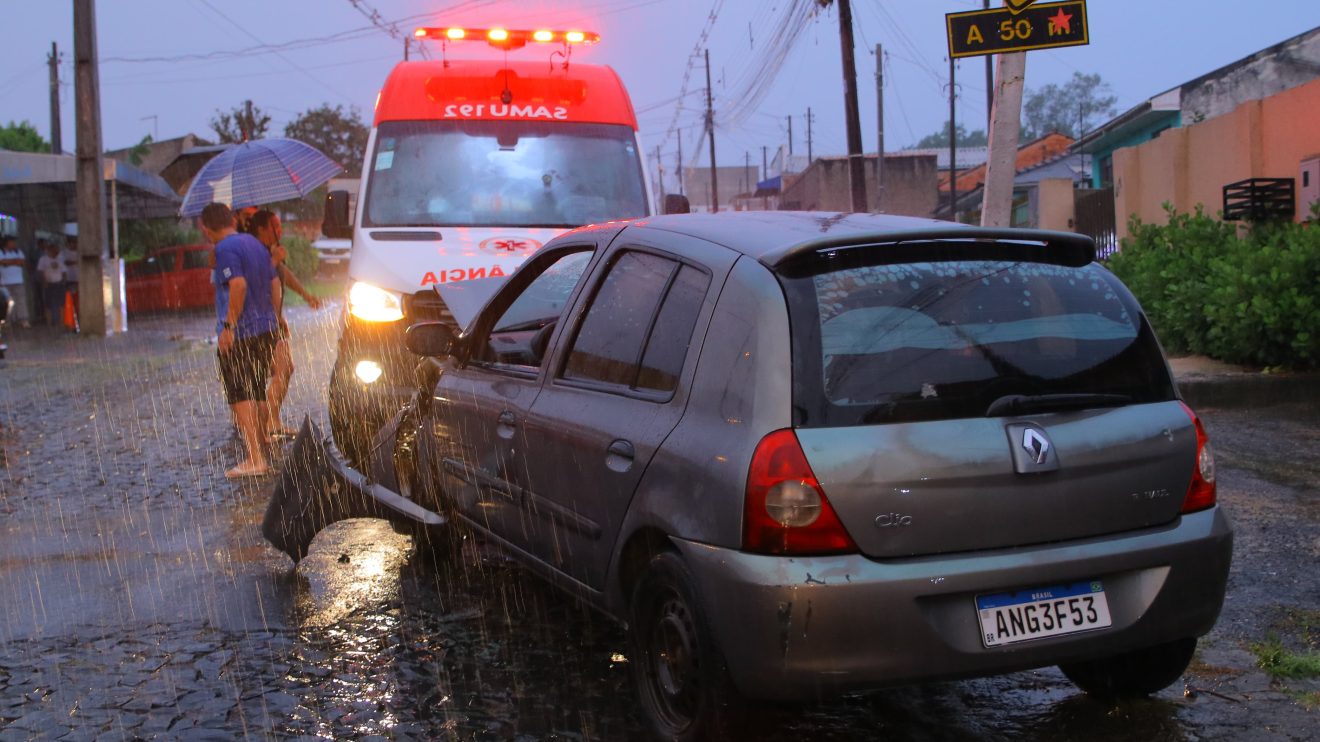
[
  {"x1": 323, "y1": 189, "x2": 352, "y2": 239},
  {"x1": 663, "y1": 194, "x2": 691, "y2": 215},
  {"x1": 405, "y1": 321, "x2": 458, "y2": 358}
]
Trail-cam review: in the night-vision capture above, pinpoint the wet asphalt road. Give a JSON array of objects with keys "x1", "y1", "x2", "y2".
[{"x1": 0, "y1": 304, "x2": 1317, "y2": 741}]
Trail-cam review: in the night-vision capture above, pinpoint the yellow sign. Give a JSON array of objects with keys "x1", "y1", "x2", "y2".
[{"x1": 1005, "y1": 0, "x2": 1036, "y2": 13}]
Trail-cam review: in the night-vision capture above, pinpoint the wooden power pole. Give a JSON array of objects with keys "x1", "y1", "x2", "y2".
[
  {"x1": 705, "y1": 49, "x2": 718, "y2": 213},
  {"x1": 74, "y1": 0, "x2": 108, "y2": 336},
  {"x1": 875, "y1": 43, "x2": 884, "y2": 212},
  {"x1": 835, "y1": 0, "x2": 867, "y2": 212},
  {"x1": 48, "y1": 42, "x2": 62, "y2": 155}
]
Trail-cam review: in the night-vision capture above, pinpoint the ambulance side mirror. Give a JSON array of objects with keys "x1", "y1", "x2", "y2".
[
  {"x1": 323, "y1": 190, "x2": 352, "y2": 239},
  {"x1": 663, "y1": 194, "x2": 691, "y2": 215}
]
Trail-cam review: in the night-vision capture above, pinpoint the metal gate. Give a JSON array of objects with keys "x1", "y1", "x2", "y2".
[{"x1": 1074, "y1": 188, "x2": 1118, "y2": 259}]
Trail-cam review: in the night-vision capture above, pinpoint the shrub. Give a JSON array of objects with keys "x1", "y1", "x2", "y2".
[
  {"x1": 282, "y1": 234, "x2": 319, "y2": 282},
  {"x1": 1107, "y1": 205, "x2": 1320, "y2": 369}
]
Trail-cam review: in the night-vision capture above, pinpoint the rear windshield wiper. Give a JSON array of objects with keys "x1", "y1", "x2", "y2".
[{"x1": 986, "y1": 393, "x2": 1132, "y2": 417}]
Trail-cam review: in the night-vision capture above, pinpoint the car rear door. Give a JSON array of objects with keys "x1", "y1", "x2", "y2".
[{"x1": 518, "y1": 234, "x2": 735, "y2": 589}]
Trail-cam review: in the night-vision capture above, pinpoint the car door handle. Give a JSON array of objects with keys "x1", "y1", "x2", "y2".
[
  {"x1": 606, "y1": 440, "x2": 635, "y2": 473},
  {"x1": 496, "y1": 410, "x2": 517, "y2": 439},
  {"x1": 498, "y1": 410, "x2": 517, "y2": 426}
]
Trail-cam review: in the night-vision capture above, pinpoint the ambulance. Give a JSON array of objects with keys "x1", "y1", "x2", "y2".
[{"x1": 323, "y1": 26, "x2": 681, "y2": 465}]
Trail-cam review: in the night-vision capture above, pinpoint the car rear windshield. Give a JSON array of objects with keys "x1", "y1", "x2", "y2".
[{"x1": 778, "y1": 256, "x2": 1176, "y2": 427}]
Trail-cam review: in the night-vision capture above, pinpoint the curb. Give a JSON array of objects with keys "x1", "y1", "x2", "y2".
[{"x1": 1177, "y1": 373, "x2": 1320, "y2": 410}]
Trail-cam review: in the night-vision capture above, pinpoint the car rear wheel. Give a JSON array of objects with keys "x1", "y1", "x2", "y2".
[
  {"x1": 630, "y1": 551, "x2": 745, "y2": 742},
  {"x1": 1060, "y1": 637, "x2": 1197, "y2": 699}
]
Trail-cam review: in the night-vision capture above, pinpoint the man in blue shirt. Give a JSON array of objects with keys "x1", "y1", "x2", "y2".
[{"x1": 199, "y1": 202, "x2": 282, "y2": 479}]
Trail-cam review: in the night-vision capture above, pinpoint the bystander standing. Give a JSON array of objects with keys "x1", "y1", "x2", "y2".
[
  {"x1": 35, "y1": 241, "x2": 67, "y2": 328},
  {"x1": 0, "y1": 236, "x2": 30, "y2": 328},
  {"x1": 199, "y1": 202, "x2": 282, "y2": 479}
]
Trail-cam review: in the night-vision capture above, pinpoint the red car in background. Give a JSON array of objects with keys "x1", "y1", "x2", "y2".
[{"x1": 125, "y1": 244, "x2": 214, "y2": 313}]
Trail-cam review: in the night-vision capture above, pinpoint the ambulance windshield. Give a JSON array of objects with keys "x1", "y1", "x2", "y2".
[{"x1": 363, "y1": 120, "x2": 649, "y2": 228}]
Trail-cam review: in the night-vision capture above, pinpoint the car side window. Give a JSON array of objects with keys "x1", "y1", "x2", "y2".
[
  {"x1": 182, "y1": 249, "x2": 211, "y2": 270},
  {"x1": 472, "y1": 249, "x2": 593, "y2": 372},
  {"x1": 562, "y1": 250, "x2": 710, "y2": 396}
]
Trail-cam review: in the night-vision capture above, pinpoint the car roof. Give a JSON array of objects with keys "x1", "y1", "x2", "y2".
[{"x1": 622, "y1": 211, "x2": 1094, "y2": 268}]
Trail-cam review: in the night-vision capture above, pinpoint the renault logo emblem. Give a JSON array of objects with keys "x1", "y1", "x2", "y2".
[{"x1": 1022, "y1": 428, "x2": 1051, "y2": 465}]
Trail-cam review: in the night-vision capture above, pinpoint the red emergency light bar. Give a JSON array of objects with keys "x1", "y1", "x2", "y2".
[{"x1": 413, "y1": 26, "x2": 600, "y2": 51}]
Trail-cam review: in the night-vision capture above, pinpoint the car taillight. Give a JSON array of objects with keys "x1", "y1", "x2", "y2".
[
  {"x1": 743, "y1": 429, "x2": 857, "y2": 555},
  {"x1": 1179, "y1": 402, "x2": 1216, "y2": 513}
]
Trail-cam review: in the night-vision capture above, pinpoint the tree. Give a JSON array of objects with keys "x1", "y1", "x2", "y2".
[
  {"x1": 1022, "y1": 72, "x2": 1117, "y2": 140},
  {"x1": 283, "y1": 104, "x2": 369, "y2": 177},
  {"x1": 127, "y1": 134, "x2": 153, "y2": 166},
  {"x1": 210, "y1": 100, "x2": 271, "y2": 144},
  {"x1": 0, "y1": 121, "x2": 51, "y2": 153},
  {"x1": 910, "y1": 122, "x2": 987, "y2": 150}
]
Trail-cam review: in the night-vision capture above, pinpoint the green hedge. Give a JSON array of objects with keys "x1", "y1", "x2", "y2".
[
  {"x1": 1107, "y1": 205, "x2": 1320, "y2": 370},
  {"x1": 281, "y1": 234, "x2": 319, "y2": 282}
]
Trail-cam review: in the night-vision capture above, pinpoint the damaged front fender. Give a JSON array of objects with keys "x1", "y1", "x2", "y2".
[{"x1": 261, "y1": 416, "x2": 446, "y2": 564}]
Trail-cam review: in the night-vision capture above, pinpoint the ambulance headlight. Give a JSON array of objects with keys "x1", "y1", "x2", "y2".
[{"x1": 348, "y1": 281, "x2": 404, "y2": 323}]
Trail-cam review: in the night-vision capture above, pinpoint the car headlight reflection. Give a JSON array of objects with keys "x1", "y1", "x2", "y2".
[{"x1": 348, "y1": 281, "x2": 404, "y2": 322}]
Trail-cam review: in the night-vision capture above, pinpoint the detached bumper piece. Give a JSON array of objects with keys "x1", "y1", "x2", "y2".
[{"x1": 262, "y1": 416, "x2": 446, "y2": 564}]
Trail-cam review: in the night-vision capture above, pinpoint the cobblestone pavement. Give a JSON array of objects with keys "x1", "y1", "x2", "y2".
[{"x1": 0, "y1": 308, "x2": 1317, "y2": 740}]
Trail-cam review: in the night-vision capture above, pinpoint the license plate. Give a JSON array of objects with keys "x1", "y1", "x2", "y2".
[{"x1": 976, "y1": 581, "x2": 1112, "y2": 648}]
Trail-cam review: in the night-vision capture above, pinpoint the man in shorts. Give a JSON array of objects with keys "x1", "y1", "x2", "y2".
[{"x1": 199, "y1": 202, "x2": 282, "y2": 479}]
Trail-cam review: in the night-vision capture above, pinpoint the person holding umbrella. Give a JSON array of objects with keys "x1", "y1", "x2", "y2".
[{"x1": 199, "y1": 202, "x2": 282, "y2": 480}]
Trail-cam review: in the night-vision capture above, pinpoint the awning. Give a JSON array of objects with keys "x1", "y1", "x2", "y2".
[
  {"x1": 754, "y1": 174, "x2": 781, "y2": 197},
  {"x1": 0, "y1": 150, "x2": 183, "y2": 225}
]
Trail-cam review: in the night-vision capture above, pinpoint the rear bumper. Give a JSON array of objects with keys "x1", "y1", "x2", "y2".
[{"x1": 675, "y1": 507, "x2": 1233, "y2": 700}]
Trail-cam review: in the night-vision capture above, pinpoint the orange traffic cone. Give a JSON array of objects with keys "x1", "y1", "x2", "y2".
[{"x1": 63, "y1": 291, "x2": 79, "y2": 333}]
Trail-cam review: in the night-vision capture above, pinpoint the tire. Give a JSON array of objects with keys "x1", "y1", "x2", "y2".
[
  {"x1": 328, "y1": 361, "x2": 373, "y2": 470},
  {"x1": 630, "y1": 551, "x2": 746, "y2": 742},
  {"x1": 1060, "y1": 637, "x2": 1197, "y2": 699}
]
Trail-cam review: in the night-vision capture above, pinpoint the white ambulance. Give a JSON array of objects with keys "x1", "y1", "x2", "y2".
[{"x1": 324, "y1": 26, "x2": 680, "y2": 465}]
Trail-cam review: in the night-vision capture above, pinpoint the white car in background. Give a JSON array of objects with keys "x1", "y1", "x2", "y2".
[{"x1": 312, "y1": 236, "x2": 351, "y2": 272}]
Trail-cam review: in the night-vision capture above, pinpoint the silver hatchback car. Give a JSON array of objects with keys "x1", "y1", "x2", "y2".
[{"x1": 265, "y1": 212, "x2": 1232, "y2": 741}]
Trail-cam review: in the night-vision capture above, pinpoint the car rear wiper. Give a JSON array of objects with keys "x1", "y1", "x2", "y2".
[{"x1": 986, "y1": 393, "x2": 1132, "y2": 417}]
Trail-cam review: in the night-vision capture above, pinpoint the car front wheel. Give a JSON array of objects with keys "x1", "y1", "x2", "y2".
[
  {"x1": 630, "y1": 551, "x2": 745, "y2": 742},
  {"x1": 1060, "y1": 637, "x2": 1197, "y2": 699}
]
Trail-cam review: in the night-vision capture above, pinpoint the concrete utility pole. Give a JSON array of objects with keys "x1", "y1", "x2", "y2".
[
  {"x1": 705, "y1": 49, "x2": 718, "y2": 213},
  {"x1": 655, "y1": 145, "x2": 664, "y2": 207},
  {"x1": 949, "y1": 55, "x2": 958, "y2": 221},
  {"x1": 984, "y1": 0, "x2": 993, "y2": 130},
  {"x1": 787, "y1": 115, "x2": 793, "y2": 157},
  {"x1": 981, "y1": 52, "x2": 1027, "y2": 227},
  {"x1": 835, "y1": 0, "x2": 867, "y2": 212},
  {"x1": 48, "y1": 42, "x2": 62, "y2": 155},
  {"x1": 74, "y1": 0, "x2": 108, "y2": 336},
  {"x1": 743, "y1": 151, "x2": 750, "y2": 196},
  {"x1": 761, "y1": 145, "x2": 767, "y2": 180},
  {"x1": 806, "y1": 107, "x2": 813, "y2": 163},
  {"x1": 875, "y1": 43, "x2": 884, "y2": 212},
  {"x1": 404, "y1": 37, "x2": 410, "y2": 60}
]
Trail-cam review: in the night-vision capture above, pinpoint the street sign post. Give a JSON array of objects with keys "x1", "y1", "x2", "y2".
[{"x1": 947, "y1": 0, "x2": 1088, "y2": 59}]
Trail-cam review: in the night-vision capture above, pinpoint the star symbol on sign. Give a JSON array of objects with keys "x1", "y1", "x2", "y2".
[{"x1": 1050, "y1": 7, "x2": 1073, "y2": 34}]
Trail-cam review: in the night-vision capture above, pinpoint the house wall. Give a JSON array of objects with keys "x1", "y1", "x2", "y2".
[
  {"x1": 778, "y1": 154, "x2": 937, "y2": 217},
  {"x1": 1180, "y1": 28, "x2": 1320, "y2": 125},
  {"x1": 1036, "y1": 178, "x2": 1076, "y2": 231},
  {"x1": 1114, "y1": 75, "x2": 1320, "y2": 237}
]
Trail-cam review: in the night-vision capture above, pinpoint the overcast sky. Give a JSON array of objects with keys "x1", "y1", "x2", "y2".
[{"x1": 5, "y1": 0, "x2": 1319, "y2": 189}]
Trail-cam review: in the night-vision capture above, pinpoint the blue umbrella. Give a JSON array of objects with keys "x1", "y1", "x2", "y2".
[{"x1": 180, "y1": 138, "x2": 343, "y2": 217}]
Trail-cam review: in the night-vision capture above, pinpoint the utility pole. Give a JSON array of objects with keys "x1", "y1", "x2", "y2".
[
  {"x1": 981, "y1": 52, "x2": 1027, "y2": 227},
  {"x1": 761, "y1": 145, "x2": 767, "y2": 180},
  {"x1": 743, "y1": 151, "x2": 751, "y2": 196},
  {"x1": 875, "y1": 43, "x2": 884, "y2": 212},
  {"x1": 74, "y1": 0, "x2": 108, "y2": 336},
  {"x1": 677, "y1": 134, "x2": 685, "y2": 195},
  {"x1": 835, "y1": 0, "x2": 867, "y2": 212},
  {"x1": 806, "y1": 107, "x2": 813, "y2": 163},
  {"x1": 404, "y1": 37, "x2": 410, "y2": 60},
  {"x1": 48, "y1": 42, "x2": 62, "y2": 155},
  {"x1": 655, "y1": 145, "x2": 664, "y2": 208},
  {"x1": 949, "y1": 56, "x2": 958, "y2": 222},
  {"x1": 242, "y1": 99, "x2": 255, "y2": 141},
  {"x1": 705, "y1": 49, "x2": 718, "y2": 213},
  {"x1": 984, "y1": 0, "x2": 993, "y2": 130},
  {"x1": 787, "y1": 115, "x2": 793, "y2": 157}
]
